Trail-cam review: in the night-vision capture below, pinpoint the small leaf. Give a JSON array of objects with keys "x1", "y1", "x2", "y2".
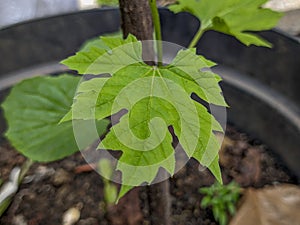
[
  {"x1": 213, "y1": 206, "x2": 221, "y2": 221},
  {"x1": 2, "y1": 75, "x2": 109, "y2": 162},
  {"x1": 228, "y1": 202, "x2": 236, "y2": 215},
  {"x1": 201, "y1": 196, "x2": 211, "y2": 208},
  {"x1": 219, "y1": 212, "x2": 228, "y2": 225}
]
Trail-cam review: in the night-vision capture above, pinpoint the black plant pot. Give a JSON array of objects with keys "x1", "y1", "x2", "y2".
[{"x1": 0, "y1": 8, "x2": 299, "y2": 181}]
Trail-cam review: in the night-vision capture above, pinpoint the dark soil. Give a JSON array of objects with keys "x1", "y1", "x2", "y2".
[{"x1": 0, "y1": 126, "x2": 297, "y2": 225}]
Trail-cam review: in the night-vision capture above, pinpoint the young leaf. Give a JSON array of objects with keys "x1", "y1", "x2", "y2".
[
  {"x1": 199, "y1": 181, "x2": 241, "y2": 225},
  {"x1": 62, "y1": 35, "x2": 225, "y2": 198},
  {"x1": 169, "y1": 0, "x2": 282, "y2": 47},
  {"x1": 201, "y1": 196, "x2": 211, "y2": 208},
  {"x1": 2, "y1": 75, "x2": 109, "y2": 162}
]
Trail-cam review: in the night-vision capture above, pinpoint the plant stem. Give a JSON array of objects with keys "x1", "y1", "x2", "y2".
[
  {"x1": 19, "y1": 159, "x2": 33, "y2": 184},
  {"x1": 188, "y1": 28, "x2": 205, "y2": 48},
  {"x1": 119, "y1": 0, "x2": 153, "y2": 40},
  {"x1": 149, "y1": 0, "x2": 163, "y2": 66},
  {"x1": 148, "y1": 176, "x2": 171, "y2": 225},
  {"x1": 0, "y1": 159, "x2": 33, "y2": 217},
  {"x1": 118, "y1": 0, "x2": 154, "y2": 64}
]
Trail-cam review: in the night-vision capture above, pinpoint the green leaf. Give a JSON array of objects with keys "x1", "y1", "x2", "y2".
[
  {"x1": 219, "y1": 212, "x2": 228, "y2": 225},
  {"x1": 97, "y1": 0, "x2": 118, "y2": 6},
  {"x1": 228, "y1": 202, "x2": 236, "y2": 215},
  {"x1": 198, "y1": 181, "x2": 241, "y2": 225},
  {"x1": 201, "y1": 196, "x2": 212, "y2": 208},
  {"x1": 63, "y1": 35, "x2": 225, "y2": 198},
  {"x1": 213, "y1": 205, "x2": 221, "y2": 221},
  {"x1": 165, "y1": 48, "x2": 227, "y2": 106},
  {"x1": 169, "y1": 0, "x2": 283, "y2": 47},
  {"x1": 2, "y1": 75, "x2": 109, "y2": 162},
  {"x1": 61, "y1": 34, "x2": 142, "y2": 75},
  {"x1": 60, "y1": 77, "x2": 109, "y2": 122},
  {"x1": 79, "y1": 32, "x2": 122, "y2": 52}
]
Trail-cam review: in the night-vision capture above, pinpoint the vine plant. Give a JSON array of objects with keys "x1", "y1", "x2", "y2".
[{"x1": 1, "y1": 0, "x2": 281, "y2": 216}]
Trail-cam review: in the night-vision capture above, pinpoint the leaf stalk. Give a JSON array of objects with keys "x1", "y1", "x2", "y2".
[
  {"x1": 188, "y1": 28, "x2": 205, "y2": 48},
  {"x1": 149, "y1": 0, "x2": 163, "y2": 66}
]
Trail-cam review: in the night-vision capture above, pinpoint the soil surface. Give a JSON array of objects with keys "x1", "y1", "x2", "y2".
[{"x1": 0, "y1": 125, "x2": 297, "y2": 225}]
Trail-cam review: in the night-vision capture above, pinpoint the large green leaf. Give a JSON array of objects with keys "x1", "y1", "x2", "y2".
[
  {"x1": 62, "y1": 35, "x2": 225, "y2": 199},
  {"x1": 2, "y1": 75, "x2": 109, "y2": 162},
  {"x1": 169, "y1": 0, "x2": 282, "y2": 47}
]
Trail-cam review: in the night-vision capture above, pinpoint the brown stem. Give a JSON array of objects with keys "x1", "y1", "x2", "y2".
[
  {"x1": 119, "y1": 0, "x2": 155, "y2": 63},
  {"x1": 118, "y1": 1, "x2": 172, "y2": 225},
  {"x1": 119, "y1": 0, "x2": 153, "y2": 40},
  {"x1": 107, "y1": 188, "x2": 143, "y2": 225},
  {"x1": 148, "y1": 178, "x2": 172, "y2": 225}
]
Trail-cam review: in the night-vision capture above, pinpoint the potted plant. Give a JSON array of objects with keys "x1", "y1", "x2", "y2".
[{"x1": 0, "y1": 1, "x2": 299, "y2": 224}]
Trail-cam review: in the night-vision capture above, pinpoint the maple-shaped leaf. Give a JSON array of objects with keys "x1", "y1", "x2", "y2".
[
  {"x1": 96, "y1": 64, "x2": 223, "y2": 198},
  {"x1": 169, "y1": 0, "x2": 282, "y2": 47},
  {"x1": 62, "y1": 36, "x2": 226, "y2": 199}
]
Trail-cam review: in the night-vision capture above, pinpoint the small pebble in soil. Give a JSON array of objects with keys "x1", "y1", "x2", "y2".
[
  {"x1": 52, "y1": 168, "x2": 72, "y2": 186},
  {"x1": 142, "y1": 221, "x2": 151, "y2": 225},
  {"x1": 193, "y1": 208, "x2": 201, "y2": 217},
  {"x1": 98, "y1": 201, "x2": 106, "y2": 213},
  {"x1": 56, "y1": 184, "x2": 72, "y2": 203},
  {"x1": 62, "y1": 203, "x2": 83, "y2": 225},
  {"x1": 12, "y1": 214, "x2": 27, "y2": 225},
  {"x1": 35, "y1": 166, "x2": 55, "y2": 182}
]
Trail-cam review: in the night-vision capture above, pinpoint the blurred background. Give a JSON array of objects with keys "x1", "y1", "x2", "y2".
[
  {"x1": 0, "y1": 0, "x2": 299, "y2": 38},
  {"x1": 0, "y1": 0, "x2": 118, "y2": 28}
]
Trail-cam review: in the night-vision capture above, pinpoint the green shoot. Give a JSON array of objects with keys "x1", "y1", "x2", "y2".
[
  {"x1": 98, "y1": 159, "x2": 118, "y2": 204},
  {"x1": 199, "y1": 181, "x2": 241, "y2": 225}
]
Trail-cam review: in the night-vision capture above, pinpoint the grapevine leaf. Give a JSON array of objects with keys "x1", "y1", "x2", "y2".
[
  {"x1": 1, "y1": 75, "x2": 109, "y2": 162},
  {"x1": 62, "y1": 36, "x2": 225, "y2": 198},
  {"x1": 169, "y1": 0, "x2": 283, "y2": 47}
]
